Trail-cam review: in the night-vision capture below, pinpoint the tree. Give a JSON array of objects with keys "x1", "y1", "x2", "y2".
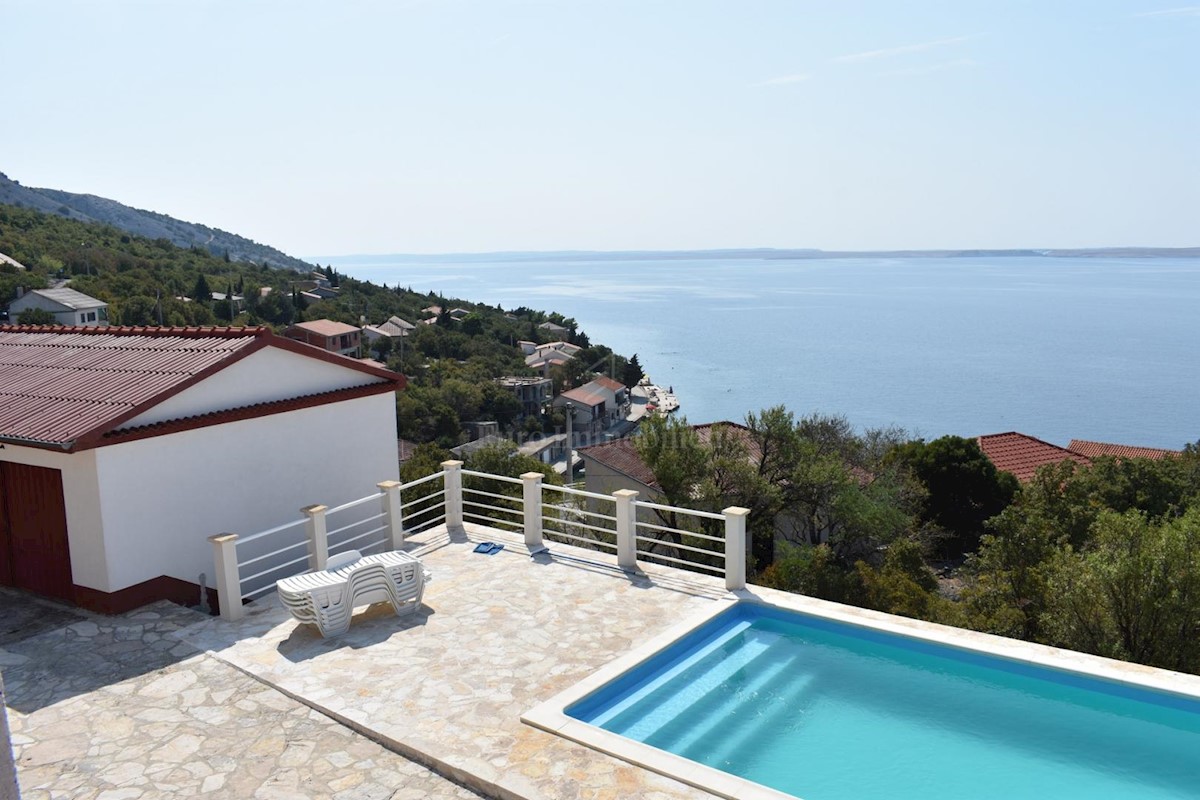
[
  {"x1": 192, "y1": 274, "x2": 211, "y2": 304},
  {"x1": 16, "y1": 307, "x2": 56, "y2": 325},
  {"x1": 1043, "y1": 508, "x2": 1200, "y2": 673},
  {"x1": 893, "y1": 435, "x2": 1018, "y2": 559},
  {"x1": 622, "y1": 353, "x2": 644, "y2": 389},
  {"x1": 115, "y1": 295, "x2": 159, "y2": 326}
]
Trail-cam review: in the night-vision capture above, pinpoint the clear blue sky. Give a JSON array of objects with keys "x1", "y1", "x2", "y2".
[{"x1": 4, "y1": 1, "x2": 1197, "y2": 255}]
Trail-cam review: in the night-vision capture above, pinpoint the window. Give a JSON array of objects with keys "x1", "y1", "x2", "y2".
[
  {"x1": 98, "y1": 308, "x2": 108, "y2": 321},
  {"x1": 81, "y1": 313, "x2": 87, "y2": 323},
  {"x1": 86, "y1": 311, "x2": 96, "y2": 322}
]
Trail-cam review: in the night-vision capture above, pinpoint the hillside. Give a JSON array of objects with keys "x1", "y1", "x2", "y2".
[
  {"x1": 0, "y1": 202, "x2": 637, "y2": 447},
  {"x1": 0, "y1": 171, "x2": 312, "y2": 272}
]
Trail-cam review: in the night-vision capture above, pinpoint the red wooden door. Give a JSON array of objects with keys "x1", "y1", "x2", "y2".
[{"x1": 0, "y1": 462, "x2": 73, "y2": 602}]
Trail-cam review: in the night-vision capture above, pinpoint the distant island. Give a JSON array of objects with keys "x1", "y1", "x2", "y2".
[{"x1": 319, "y1": 245, "x2": 1200, "y2": 264}]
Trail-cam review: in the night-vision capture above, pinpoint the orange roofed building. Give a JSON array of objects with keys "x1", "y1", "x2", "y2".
[
  {"x1": 1066, "y1": 439, "x2": 1182, "y2": 461},
  {"x1": 976, "y1": 432, "x2": 1091, "y2": 483}
]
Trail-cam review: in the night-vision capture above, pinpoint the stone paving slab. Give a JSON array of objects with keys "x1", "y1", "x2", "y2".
[
  {"x1": 2, "y1": 597, "x2": 487, "y2": 799},
  {"x1": 177, "y1": 524, "x2": 733, "y2": 800}
]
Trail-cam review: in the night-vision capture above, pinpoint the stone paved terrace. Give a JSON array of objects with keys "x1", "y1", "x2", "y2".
[
  {"x1": 177, "y1": 523, "x2": 736, "y2": 800},
  {"x1": 0, "y1": 589, "x2": 484, "y2": 798},
  {"x1": 3, "y1": 521, "x2": 749, "y2": 800}
]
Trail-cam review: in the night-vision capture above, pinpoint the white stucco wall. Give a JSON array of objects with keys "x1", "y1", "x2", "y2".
[
  {"x1": 92, "y1": 390, "x2": 399, "y2": 592},
  {"x1": 0, "y1": 444, "x2": 108, "y2": 591},
  {"x1": 121, "y1": 345, "x2": 384, "y2": 429}
]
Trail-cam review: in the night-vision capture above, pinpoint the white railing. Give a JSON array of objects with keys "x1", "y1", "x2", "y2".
[
  {"x1": 210, "y1": 460, "x2": 748, "y2": 621},
  {"x1": 209, "y1": 468, "x2": 450, "y2": 620}
]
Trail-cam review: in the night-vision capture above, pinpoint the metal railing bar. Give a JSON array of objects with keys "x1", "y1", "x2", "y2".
[
  {"x1": 331, "y1": 525, "x2": 391, "y2": 549},
  {"x1": 405, "y1": 501, "x2": 446, "y2": 519},
  {"x1": 635, "y1": 537, "x2": 722, "y2": 558},
  {"x1": 542, "y1": 515, "x2": 617, "y2": 538},
  {"x1": 240, "y1": 553, "x2": 311, "y2": 586},
  {"x1": 461, "y1": 469, "x2": 523, "y2": 485},
  {"x1": 463, "y1": 499, "x2": 523, "y2": 516},
  {"x1": 235, "y1": 517, "x2": 306, "y2": 545},
  {"x1": 241, "y1": 583, "x2": 279, "y2": 601},
  {"x1": 329, "y1": 537, "x2": 388, "y2": 556},
  {"x1": 326, "y1": 513, "x2": 387, "y2": 539},
  {"x1": 237, "y1": 539, "x2": 308, "y2": 569},
  {"x1": 543, "y1": 530, "x2": 619, "y2": 551},
  {"x1": 541, "y1": 504, "x2": 617, "y2": 524},
  {"x1": 634, "y1": 521, "x2": 724, "y2": 542},
  {"x1": 633, "y1": 500, "x2": 725, "y2": 521},
  {"x1": 399, "y1": 472, "x2": 445, "y2": 490},
  {"x1": 400, "y1": 492, "x2": 445, "y2": 512},
  {"x1": 405, "y1": 515, "x2": 447, "y2": 534},
  {"x1": 463, "y1": 487, "x2": 523, "y2": 504},
  {"x1": 325, "y1": 494, "x2": 383, "y2": 516},
  {"x1": 463, "y1": 512, "x2": 524, "y2": 529},
  {"x1": 541, "y1": 484, "x2": 616, "y2": 503},
  {"x1": 637, "y1": 552, "x2": 725, "y2": 574}
]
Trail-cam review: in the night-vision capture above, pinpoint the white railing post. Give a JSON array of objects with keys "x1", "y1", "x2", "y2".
[
  {"x1": 302, "y1": 504, "x2": 329, "y2": 571},
  {"x1": 378, "y1": 479, "x2": 405, "y2": 549},
  {"x1": 614, "y1": 489, "x2": 639, "y2": 571},
  {"x1": 723, "y1": 506, "x2": 750, "y2": 591},
  {"x1": 522, "y1": 471, "x2": 547, "y2": 554},
  {"x1": 442, "y1": 460, "x2": 464, "y2": 530},
  {"x1": 208, "y1": 533, "x2": 245, "y2": 621}
]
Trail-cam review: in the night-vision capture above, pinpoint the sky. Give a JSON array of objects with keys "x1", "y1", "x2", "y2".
[{"x1": 3, "y1": 0, "x2": 1198, "y2": 256}]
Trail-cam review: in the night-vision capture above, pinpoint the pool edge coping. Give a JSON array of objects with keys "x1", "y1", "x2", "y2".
[{"x1": 521, "y1": 587, "x2": 1200, "y2": 800}]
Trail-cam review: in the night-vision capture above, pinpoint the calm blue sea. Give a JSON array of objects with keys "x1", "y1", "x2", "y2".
[{"x1": 323, "y1": 255, "x2": 1200, "y2": 450}]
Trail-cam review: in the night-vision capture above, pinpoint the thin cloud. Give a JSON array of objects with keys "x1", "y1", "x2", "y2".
[
  {"x1": 1133, "y1": 6, "x2": 1200, "y2": 16},
  {"x1": 833, "y1": 35, "x2": 974, "y2": 64},
  {"x1": 753, "y1": 73, "x2": 812, "y2": 87},
  {"x1": 878, "y1": 58, "x2": 979, "y2": 78}
]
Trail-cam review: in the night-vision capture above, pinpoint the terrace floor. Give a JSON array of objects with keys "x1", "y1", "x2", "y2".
[{"x1": 4, "y1": 522, "x2": 744, "y2": 800}]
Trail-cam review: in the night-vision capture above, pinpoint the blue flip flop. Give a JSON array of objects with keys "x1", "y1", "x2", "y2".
[
  {"x1": 488, "y1": 543, "x2": 505, "y2": 555},
  {"x1": 473, "y1": 541, "x2": 496, "y2": 553}
]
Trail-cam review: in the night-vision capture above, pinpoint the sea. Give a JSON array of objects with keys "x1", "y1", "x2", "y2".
[{"x1": 322, "y1": 254, "x2": 1200, "y2": 450}]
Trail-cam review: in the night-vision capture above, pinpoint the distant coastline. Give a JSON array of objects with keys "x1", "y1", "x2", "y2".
[{"x1": 315, "y1": 245, "x2": 1200, "y2": 265}]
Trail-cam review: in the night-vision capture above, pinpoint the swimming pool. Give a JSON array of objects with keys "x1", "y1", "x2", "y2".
[{"x1": 525, "y1": 600, "x2": 1200, "y2": 800}]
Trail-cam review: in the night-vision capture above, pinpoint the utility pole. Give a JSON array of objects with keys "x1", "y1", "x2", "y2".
[{"x1": 565, "y1": 401, "x2": 574, "y2": 485}]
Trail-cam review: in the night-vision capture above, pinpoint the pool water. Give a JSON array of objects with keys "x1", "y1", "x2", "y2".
[{"x1": 566, "y1": 604, "x2": 1200, "y2": 799}]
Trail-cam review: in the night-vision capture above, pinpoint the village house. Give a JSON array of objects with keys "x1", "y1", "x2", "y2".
[
  {"x1": 553, "y1": 379, "x2": 625, "y2": 436},
  {"x1": 7, "y1": 287, "x2": 108, "y2": 326},
  {"x1": 498, "y1": 376, "x2": 553, "y2": 418},
  {"x1": 1067, "y1": 439, "x2": 1182, "y2": 461},
  {"x1": 538, "y1": 320, "x2": 570, "y2": 341},
  {"x1": 976, "y1": 431, "x2": 1092, "y2": 483},
  {"x1": 285, "y1": 319, "x2": 362, "y2": 357},
  {"x1": 0, "y1": 325, "x2": 403, "y2": 613},
  {"x1": 362, "y1": 315, "x2": 415, "y2": 346}
]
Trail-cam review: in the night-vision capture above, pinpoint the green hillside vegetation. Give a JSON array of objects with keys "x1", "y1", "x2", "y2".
[
  {"x1": 0, "y1": 203, "x2": 638, "y2": 447},
  {"x1": 631, "y1": 410, "x2": 1200, "y2": 674}
]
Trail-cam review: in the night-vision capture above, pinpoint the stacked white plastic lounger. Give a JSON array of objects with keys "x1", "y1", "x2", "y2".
[{"x1": 276, "y1": 550, "x2": 432, "y2": 637}]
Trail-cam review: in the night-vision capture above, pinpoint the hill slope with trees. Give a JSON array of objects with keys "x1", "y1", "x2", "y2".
[
  {"x1": 0, "y1": 172, "x2": 312, "y2": 271},
  {"x1": 0, "y1": 202, "x2": 640, "y2": 448}
]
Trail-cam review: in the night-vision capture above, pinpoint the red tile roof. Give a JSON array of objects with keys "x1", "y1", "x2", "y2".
[
  {"x1": 0, "y1": 325, "x2": 402, "y2": 451},
  {"x1": 560, "y1": 387, "x2": 608, "y2": 407},
  {"x1": 977, "y1": 432, "x2": 1091, "y2": 483},
  {"x1": 579, "y1": 423, "x2": 755, "y2": 490},
  {"x1": 592, "y1": 376, "x2": 626, "y2": 393},
  {"x1": 1066, "y1": 439, "x2": 1181, "y2": 461}
]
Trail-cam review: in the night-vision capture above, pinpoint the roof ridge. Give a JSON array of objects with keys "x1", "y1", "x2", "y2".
[{"x1": 0, "y1": 324, "x2": 271, "y2": 339}]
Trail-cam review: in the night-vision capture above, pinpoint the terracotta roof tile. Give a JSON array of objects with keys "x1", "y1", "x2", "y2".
[
  {"x1": 1066, "y1": 439, "x2": 1181, "y2": 460},
  {"x1": 592, "y1": 376, "x2": 626, "y2": 392},
  {"x1": 560, "y1": 387, "x2": 608, "y2": 407},
  {"x1": 579, "y1": 422, "x2": 756, "y2": 491},
  {"x1": 0, "y1": 325, "x2": 401, "y2": 451},
  {"x1": 977, "y1": 432, "x2": 1091, "y2": 483}
]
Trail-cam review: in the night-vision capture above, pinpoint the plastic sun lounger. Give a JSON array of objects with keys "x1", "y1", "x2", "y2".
[{"x1": 276, "y1": 549, "x2": 432, "y2": 637}]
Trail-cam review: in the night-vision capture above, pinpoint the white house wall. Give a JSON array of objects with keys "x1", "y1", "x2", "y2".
[
  {"x1": 121, "y1": 345, "x2": 384, "y2": 430},
  {"x1": 93, "y1": 391, "x2": 399, "y2": 593},
  {"x1": 0, "y1": 444, "x2": 108, "y2": 591}
]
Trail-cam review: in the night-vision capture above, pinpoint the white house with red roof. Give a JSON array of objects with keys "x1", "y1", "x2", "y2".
[
  {"x1": 285, "y1": 318, "x2": 362, "y2": 356},
  {"x1": 0, "y1": 325, "x2": 404, "y2": 613}
]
